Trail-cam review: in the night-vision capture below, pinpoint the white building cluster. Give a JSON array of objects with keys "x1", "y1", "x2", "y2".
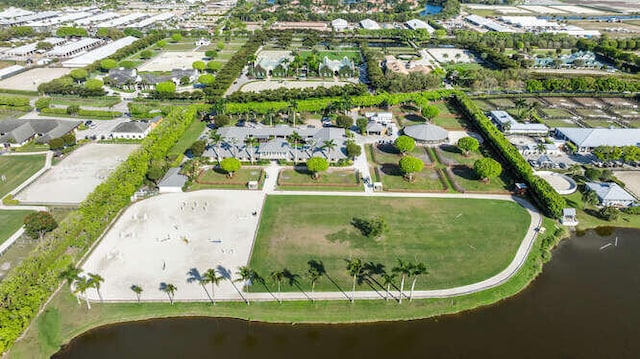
[{"x1": 465, "y1": 15, "x2": 600, "y2": 37}]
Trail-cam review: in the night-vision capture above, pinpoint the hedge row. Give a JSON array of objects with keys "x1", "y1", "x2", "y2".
[
  {"x1": 224, "y1": 89, "x2": 455, "y2": 115},
  {"x1": 0, "y1": 95, "x2": 29, "y2": 107},
  {"x1": 454, "y1": 93, "x2": 564, "y2": 218},
  {"x1": 0, "y1": 106, "x2": 197, "y2": 354},
  {"x1": 41, "y1": 107, "x2": 122, "y2": 118}
]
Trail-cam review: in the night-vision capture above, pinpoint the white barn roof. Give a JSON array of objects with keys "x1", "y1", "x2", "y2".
[
  {"x1": 556, "y1": 127, "x2": 640, "y2": 148},
  {"x1": 360, "y1": 19, "x2": 381, "y2": 30},
  {"x1": 62, "y1": 36, "x2": 138, "y2": 68},
  {"x1": 405, "y1": 19, "x2": 435, "y2": 33}
]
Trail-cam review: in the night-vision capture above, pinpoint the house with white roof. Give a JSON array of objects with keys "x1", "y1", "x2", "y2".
[
  {"x1": 585, "y1": 182, "x2": 636, "y2": 208},
  {"x1": 405, "y1": 19, "x2": 435, "y2": 33},
  {"x1": 555, "y1": 127, "x2": 640, "y2": 153},
  {"x1": 331, "y1": 18, "x2": 348, "y2": 32},
  {"x1": 489, "y1": 110, "x2": 549, "y2": 136},
  {"x1": 359, "y1": 19, "x2": 381, "y2": 30}
]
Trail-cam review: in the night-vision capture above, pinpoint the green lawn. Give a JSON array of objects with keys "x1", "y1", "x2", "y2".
[
  {"x1": 167, "y1": 120, "x2": 206, "y2": 158},
  {"x1": 541, "y1": 118, "x2": 579, "y2": 128},
  {"x1": 448, "y1": 165, "x2": 511, "y2": 193},
  {"x1": 437, "y1": 145, "x2": 483, "y2": 167},
  {"x1": 0, "y1": 210, "x2": 32, "y2": 245},
  {"x1": 165, "y1": 42, "x2": 198, "y2": 51},
  {"x1": 190, "y1": 167, "x2": 263, "y2": 190},
  {"x1": 50, "y1": 97, "x2": 120, "y2": 108},
  {"x1": 278, "y1": 168, "x2": 359, "y2": 190},
  {"x1": 541, "y1": 108, "x2": 573, "y2": 119},
  {"x1": 379, "y1": 166, "x2": 446, "y2": 191},
  {"x1": 563, "y1": 191, "x2": 640, "y2": 230},
  {"x1": 250, "y1": 196, "x2": 530, "y2": 293},
  {"x1": 12, "y1": 141, "x2": 49, "y2": 152},
  {"x1": 582, "y1": 119, "x2": 618, "y2": 128},
  {"x1": 431, "y1": 101, "x2": 467, "y2": 130},
  {"x1": 0, "y1": 155, "x2": 46, "y2": 198}
]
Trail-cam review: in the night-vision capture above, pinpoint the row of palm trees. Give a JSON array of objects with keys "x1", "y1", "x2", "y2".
[
  {"x1": 59, "y1": 265, "x2": 104, "y2": 310},
  {"x1": 154, "y1": 258, "x2": 427, "y2": 305},
  {"x1": 61, "y1": 258, "x2": 428, "y2": 307}
]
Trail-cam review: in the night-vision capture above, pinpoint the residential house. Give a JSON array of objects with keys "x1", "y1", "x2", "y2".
[
  {"x1": 107, "y1": 67, "x2": 140, "y2": 90},
  {"x1": 585, "y1": 182, "x2": 636, "y2": 207},
  {"x1": 331, "y1": 18, "x2": 348, "y2": 32}
]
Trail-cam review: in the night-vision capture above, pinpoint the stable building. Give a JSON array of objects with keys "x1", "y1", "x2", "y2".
[
  {"x1": 555, "y1": 127, "x2": 640, "y2": 153},
  {"x1": 402, "y1": 123, "x2": 448, "y2": 145},
  {"x1": 110, "y1": 121, "x2": 151, "y2": 139},
  {"x1": 489, "y1": 110, "x2": 549, "y2": 136}
]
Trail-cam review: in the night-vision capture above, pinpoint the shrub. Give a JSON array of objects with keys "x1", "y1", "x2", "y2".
[
  {"x1": 600, "y1": 206, "x2": 620, "y2": 221},
  {"x1": 351, "y1": 216, "x2": 387, "y2": 238},
  {"x1": 394, "y1": 135, "x2": 416, "y2": 154},
  {"x1": 474, "y1": 158, "x2": 502, "y2": 182},
  {"x1": 34, "y1": 97, "x2": 50, "y2": 110},
  {"x1": 48, "y1": 137, "x2": 64, "y2": 150}
]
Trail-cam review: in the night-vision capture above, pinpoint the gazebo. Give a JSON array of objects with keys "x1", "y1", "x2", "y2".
[{"x1": 402, "y1": 124, "x2": 448, "y2": 145}]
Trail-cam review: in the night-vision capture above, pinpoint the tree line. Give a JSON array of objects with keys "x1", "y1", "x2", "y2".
[
  {"x1": 454, "y1": 93, "x2": 565, "y2": 218},
  {"x1": 0, "y1": 106, "x2": 198, "y2": 353}
]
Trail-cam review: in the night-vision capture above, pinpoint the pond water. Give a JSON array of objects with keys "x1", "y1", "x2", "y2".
[
  {"x1": 54, "y1": 228, "x2": 640, "y2": 359},
  {"x1": 421, "y1": 4, "x2": 443, "y2": 16}
]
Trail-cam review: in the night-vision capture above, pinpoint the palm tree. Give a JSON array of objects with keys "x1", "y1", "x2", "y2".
[
  {"x1": 270, "y1": 270, "x2": 285, "y2": 303},
  {"x1": 392, "y1": 259, "x2": 412, "y2": 304},
  {"x1": 289, "y1": 100, "x2": 298, "y2": 127},
  {"x1": 209, "y1": 131, "x2": 223, "y2": 164},
  {"x1": 306, "y1": 266, "x2": 321, "y2": 303},
  {"x1": 283, "y1": 268, "x2": 311, "y2": 301},
  {"x1": 408, "y1": 262, "x2": 427, "y2": 302},
  {"x1": 130, "y1": 285, "x2": 143, "y2": 303},
  {"x1": 381, "y1": 272, "x2": 396, "y2": 302},
  {"x1": 74, "y1": 277, "x2": 93, "y2": 310},
  {"x1": 201, "y1": 268, "x2": 224, "y2": 305},
  {"x1": 235, "y1": 266, "x2": 255, "y2": 305},
  {"x1": 536, "y1": 142, "x2": 547, "y2": 154},
  {"x1": 187, "y1": 268, "x2": 212, "y2": 303},
  {"x1": 345, "y1": 258, "x2": 364, "y2": 303},
  {"x1": 87, "y1": 273, "x2": 104, "y2": 302},
  {"x1": 160, "y1": 282, "x2": 177, "y2": 304},
  {"x1": 59, "y1": 265, "x2": 81, "y2": 305},
  {"x1": 322, "y1": 139, "x2": 336, "y2": 162}
]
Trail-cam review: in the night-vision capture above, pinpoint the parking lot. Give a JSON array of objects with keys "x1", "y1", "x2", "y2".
[{"x1": 76, "y1": 117, "x2": 129, "y2": 140}]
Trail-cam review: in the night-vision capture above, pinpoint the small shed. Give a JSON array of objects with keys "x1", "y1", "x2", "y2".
[
  {"x1": 514, "y1": 182, "x2": 528, "y2": 195},
  {"x1": 247, "y1": 181, "x2": 259, "y2": 190},
  {"x1": 373, "y1": 181, "x2": 383, "y2": 191},
  {"x1": 561, "y1": 208, "x2": 578, "y2": 226},
  {"x1": 158, "y1": 168, "x2": 188, "y2": 193}
]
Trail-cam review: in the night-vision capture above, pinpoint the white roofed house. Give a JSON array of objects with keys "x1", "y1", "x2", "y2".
[
  {"x1": 318, "y1": 56, "x2": 355, "y2": 78},
  {"x1": 331, "y1": 18, "x2": 348, "y2": 32},
  {"x1": 359, "y1": 19, "x2": 381, "y2": 30},
  {"x1": 585, "y1": 182, "x2": 636, "y2": 208},
  {"x1": 405, "y1": 19, "x2": 435, "y2": 33}
]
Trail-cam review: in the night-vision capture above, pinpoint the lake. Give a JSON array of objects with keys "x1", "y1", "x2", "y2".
[{"x1": 54, "y1": 228, "x2": 640, "y2": 358}]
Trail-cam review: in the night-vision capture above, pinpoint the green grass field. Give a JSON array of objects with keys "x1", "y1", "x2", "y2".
[
  {"x1": 50, "y1": 97, "x2": 120, "y2": 108},
  {"x1": 250, "y1": 195, "x2": 530, "y2": 292},
  {"x1": 0, "y1": 155, "x2": 45, "y2": 198},
  {"x1": 167, "y1": 120, "x2": 206, "y2": 158},
  {"x1": 541, "y1": 119, "x2": 579, "y2": 128},
  {"x1": 0, "y1": 210, "x2": 32, "y2": 245},
  {"x1": 380, "y1": 166, "x2": 446, "y2": 191},
  {"x1": 278, "y1": 168, "x2": 359, "y2": 189},
  {"x1": 190, "y1": 167, "x2": 263, "y2": 190},
  {"x1": 541, "y1": 108, "x2": 574, "y2": 119}
]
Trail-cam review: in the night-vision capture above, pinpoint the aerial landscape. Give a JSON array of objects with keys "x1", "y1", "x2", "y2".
[{"x1": 0, "y1": 0, "x2": 640, "y2": 357}]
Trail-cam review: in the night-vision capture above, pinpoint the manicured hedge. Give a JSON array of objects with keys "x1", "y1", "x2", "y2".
[
  {"x1": 40, "y1": 107, "x2": 122, "y2": 119},
  {"x1": 224, "y1": 89, "x2": 455, "y2": 114},
  {"x1": 454, "y1": 93, "x2": 564, "y2": 218},
  {"x1": 0, "y1": 106, "x2": 197, "y2": 354}
]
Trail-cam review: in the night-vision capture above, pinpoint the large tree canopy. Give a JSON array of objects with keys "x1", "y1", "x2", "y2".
[
  {"x1": 457, "y1": 136, "x2": 479, "y2": 156},
  {"x1": 220, "y1": 157, "x2": 241, "y2": 177},
  {"x1": 23, "y1": 211, "x2": 58, "y2": 240},
  {"x1": 306, "y1": 156, "x2": 329, "y2": 178},
  {"x1": 474, "y1": 158, "x2": 502, "y2": 182},
  {"x1": 399, "y1": 155, "x2": 424, "y2": 181},
  {"x1": 394, "y1": 135, "x2": 416, "y2": 154}
]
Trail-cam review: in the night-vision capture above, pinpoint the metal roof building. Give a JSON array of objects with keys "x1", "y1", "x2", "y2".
[
  {"x1": 359, "y1": 19, "x2": 381, "y2": 30},
  {"x1": 61, "y1": 36, "x2": 138, "y2": 68},
  {"x1": 402, "y1": 123, "x2": 449, "y2": 144},
  {"x1": 74, "y1": 12, "x2": 118, "y2": 26},
  {"x1": 490, "y1": 111, "x2": 549, "y2": 136},
  {"x1": 96, "y1": 12, "x2": 147, "y2": 28},
  {"x1": 45, "y1": 38, "x2": 103, "y2": 58},
  {"x1": 556, "y1": 127, "x2": 640, "y2": 152},
  {"x1": 585, "y1": 182, "x2": 636, "y2": 207},
  {"x1": 405, "y1": 19, "x2": 435, "y2": 33},
  {"x1": 128, "y1": 12, "x2": 175, "y2": 28},
  {"x1": 6, "y1": 37, "x2": 66, "y2": 57}
]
